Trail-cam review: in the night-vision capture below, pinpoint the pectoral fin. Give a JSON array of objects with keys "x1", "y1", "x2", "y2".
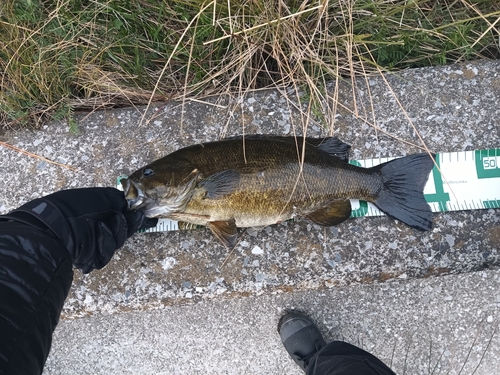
[
  {"x1": 199, "y1": 170, "x2": 240, "y2": 199},
  {"x1": 208, "y1": 218, "x2": 238, "y2": 248},
  {"x1": 306, "y1": 200, "x2": 352, "y2": 226}
]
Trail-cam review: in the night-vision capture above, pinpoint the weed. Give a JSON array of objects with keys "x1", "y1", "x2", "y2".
[{"x1": 0, "y1": 0, "x2": 499, "y2": 128}]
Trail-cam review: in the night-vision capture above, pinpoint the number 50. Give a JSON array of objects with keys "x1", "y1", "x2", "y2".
[{"x1": 483, "y1": 157, "x2": 497, "y2": 170}]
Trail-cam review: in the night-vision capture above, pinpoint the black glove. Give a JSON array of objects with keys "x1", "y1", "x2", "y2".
[{"x1": 0, "y1": 188, "x2": 157, "y2": 273}]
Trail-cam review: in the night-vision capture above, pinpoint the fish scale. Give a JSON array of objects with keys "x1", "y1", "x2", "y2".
[
  {"x1": 118, "y1": 147, "x2": 499, "y2": 233},
  {"x1": 118, "y1": 137, "x2": 500, "y2": 232},
  {"x1": 121, "y1": 136, "x2": 411, "y2": 242}
]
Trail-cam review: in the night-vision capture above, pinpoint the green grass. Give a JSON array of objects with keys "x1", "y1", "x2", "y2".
[{"x1": 0, "y1": 0, "x2": 499, "y2": 128}]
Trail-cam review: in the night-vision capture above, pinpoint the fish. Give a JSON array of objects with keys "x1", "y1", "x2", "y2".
[{"x1": 121, "y1": 135, "x2": 434, "y2": 247}]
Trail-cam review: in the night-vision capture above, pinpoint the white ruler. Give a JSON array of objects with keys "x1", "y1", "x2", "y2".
[
  {"x1": 118, "y1": 148, "x2": 500, "y2": 232},
  {"x1": 350, "y1": 148, "x2": 500, "y2": 218}
]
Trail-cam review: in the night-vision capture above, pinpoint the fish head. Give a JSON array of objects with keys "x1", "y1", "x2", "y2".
[{"x1": 121, "y1": 157, "x2": 200, "y2": 217}]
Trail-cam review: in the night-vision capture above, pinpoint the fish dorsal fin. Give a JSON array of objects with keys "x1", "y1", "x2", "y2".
[
  {"x1": 220, "y1": 134, "x2": 351, "y2": 161},
  {"x1": 315, "y1": 137, "x2": 351, "y2": 161},
  {"x1": 208, "y1": 219, "x2": 238, "y2": 248},
  {"x1": 198, "y1": 170, "x2": 240, "y2": 199},
  {"x1": 306, "y1": 200, "x2": 352, "y2": 226}
]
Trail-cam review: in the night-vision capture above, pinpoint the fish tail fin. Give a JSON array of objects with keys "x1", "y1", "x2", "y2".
[{"x1": 372, "y1": 153, "x2": 435, "y2": 231}]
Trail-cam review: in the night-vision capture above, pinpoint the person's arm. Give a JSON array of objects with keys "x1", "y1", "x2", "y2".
[{"x1": 0, "y1": 188, "x2": 156, "y2": 374}]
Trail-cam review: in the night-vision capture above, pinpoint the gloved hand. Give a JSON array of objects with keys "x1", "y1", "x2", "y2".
[{"x1": 1, "y1": 188, "x2": 157, "y2": 273}]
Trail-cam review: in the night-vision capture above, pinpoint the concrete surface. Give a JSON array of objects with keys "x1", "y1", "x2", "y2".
[
  {"x1": 0, "y1": 59, "x2": 499, "y2": 373},
  {"x1": 43, "y1": 269, "x2": 500, "y2": 375}
]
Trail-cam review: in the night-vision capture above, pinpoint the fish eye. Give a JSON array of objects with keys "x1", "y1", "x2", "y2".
[{"x1": 143, "y1": 168, "x2": 154, "y2": 177}]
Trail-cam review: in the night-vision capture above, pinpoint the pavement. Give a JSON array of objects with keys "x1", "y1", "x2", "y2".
[
  {"x1": 43, "y1": 270, "x2": 500, "y2": 375},
  {"x1": 0, "y1": 59, "x2": 499, "y2": 374}
]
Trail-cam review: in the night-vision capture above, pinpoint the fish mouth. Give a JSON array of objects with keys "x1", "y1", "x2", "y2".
[{"x1": 121, "y1": 178, "x2": 157, "y2": 213}]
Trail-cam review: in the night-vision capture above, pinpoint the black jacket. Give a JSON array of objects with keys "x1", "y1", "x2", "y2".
[
  {"x1": 0, "y1": 187, "x2": 146, "y2": 375},
  {"x1": 0, "y1": 219, "x2": 73, "y2": 374}
]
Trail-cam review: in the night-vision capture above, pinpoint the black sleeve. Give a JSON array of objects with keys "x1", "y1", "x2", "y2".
[{"x1": 0, "y1": 220, "x2": 73, "y2": 375}]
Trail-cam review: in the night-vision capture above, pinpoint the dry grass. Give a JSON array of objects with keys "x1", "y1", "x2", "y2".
[{"x1": 0, "y1": 0, "x2": 499, "y2": 130}]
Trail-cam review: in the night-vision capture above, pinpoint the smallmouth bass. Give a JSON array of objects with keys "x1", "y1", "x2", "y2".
[{"x1": 121, "y1": 135, "x2": 434, "y2": 247}]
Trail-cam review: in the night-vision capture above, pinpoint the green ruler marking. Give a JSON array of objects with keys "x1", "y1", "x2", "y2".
[{"x1": 118, "y1": 148, "x2": 500, "y2": 232}]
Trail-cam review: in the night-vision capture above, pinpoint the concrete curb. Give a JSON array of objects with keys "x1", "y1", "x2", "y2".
[{"x1": 1, "y1": 58, "x2": 499, "y2": 375}]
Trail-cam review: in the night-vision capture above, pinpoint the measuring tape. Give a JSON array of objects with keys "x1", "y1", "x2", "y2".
[{"x1": 118, "y1": 148, "x2": 500, "y2": 232}]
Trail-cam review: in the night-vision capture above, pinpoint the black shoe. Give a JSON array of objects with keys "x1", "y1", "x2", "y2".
[{"x1": 278, "y1": 312, "x2": 327, "y2": 372}]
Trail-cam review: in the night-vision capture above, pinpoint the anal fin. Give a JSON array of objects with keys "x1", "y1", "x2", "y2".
[
  {"x1": 208, "y1": 218, "x2": 238, "y2": 248},
  {"x1": 306, "y1": 200, "x2": 351, "y2": 226}
]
